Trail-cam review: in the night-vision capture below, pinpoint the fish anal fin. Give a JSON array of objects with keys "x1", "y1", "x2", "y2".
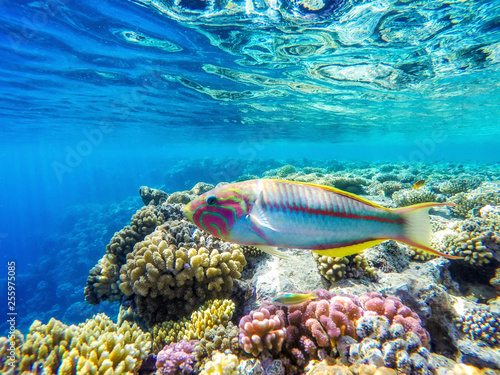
[
  {"x1": 256, "y1": 245, "x2": 291, "y2": 259},
  {"x1": 311, "y1": 239, "x2": 384, "y2": 258}
]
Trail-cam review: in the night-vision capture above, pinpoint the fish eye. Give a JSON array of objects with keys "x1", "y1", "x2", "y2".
[{"x1": 205, "y1": 195, "x2": 217, "y2": 205}]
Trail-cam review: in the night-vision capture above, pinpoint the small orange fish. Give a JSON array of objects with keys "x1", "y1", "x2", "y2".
[{"x1": 412, "y1": 179, "x2": 427, "y2": 189}]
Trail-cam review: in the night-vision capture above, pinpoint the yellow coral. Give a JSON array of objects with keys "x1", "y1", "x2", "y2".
[
  {"x1": 152, "y1": 299, "x2": 235, "y2": 354},
  {"x1": 17, "y1": 314, "x2": 150, "y2": 375},
  {"x1": 200, "y1": 351, "x2": 239, "y2": 375},
  {"x1": 119, "y1": 225, "x2": 246, "y2": 325}
]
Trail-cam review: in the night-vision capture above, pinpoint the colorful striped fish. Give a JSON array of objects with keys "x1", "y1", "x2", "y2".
[{"x1": 182, "y1": 179, "x2": 460, "y2": 259}]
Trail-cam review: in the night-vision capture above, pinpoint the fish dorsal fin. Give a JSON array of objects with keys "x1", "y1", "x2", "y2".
[
  {"x1": 263, "y1": 179, "x2": 390, "y2": 211},
  {"x1": 248, "y1": 190, "x2": 278, "y2": 231}
]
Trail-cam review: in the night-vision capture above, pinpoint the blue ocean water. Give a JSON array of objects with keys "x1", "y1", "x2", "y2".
[{"x1": 0, "y1": 0, "x2": 499, "y2": 339}]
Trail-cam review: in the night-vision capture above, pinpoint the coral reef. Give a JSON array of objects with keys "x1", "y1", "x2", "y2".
[
  {"x1": 448, "y1": 185, "x2": 500, "y2": 218},
  {"x1": 238, "y1": 290, "x2": 432, "y2": 373},
  {"x1": 0, "y1": 330, "x2": 23, "y2": 374},
  {"x1": 84, "y1": 204, "x2": 183, "y2": 304},
  {"x1": 455, "y1": 307, "x2": 500, "y2": 346},
  {"x1": 139, "y1": 186, "x2": 168, "y2": 205},
  {"x1": 238, "y1": 307, "x2": 287, "y2": 356},
  {"x1": 18, "y1": 314, "x2": 150, "y2": 374},
  {"x1": 436, "y1": 218, "x2": 499, "y2": 266},
  {"x1": 195, "y1": 321, "x2": 240, "y2": 359},
  {"x1": 151, "y1": 299, "x2": 235, "y2": 353},
  {"x1": 392, "y1": 189, "x2": 437, "y2": 207},
  {"x1": 408, "y1": 247, "x2": 436, "y2": 262},
  {"x1": 156, "y1": 339, "x2": 198, "y2": 374},
  {"x1": 200, "y1": 351, "x2": 239, "y2": 375},
  {"x1": 439, "y1": 178, "x2": 482, "y2": 196},
  {"x1": 313, "y1": 253, "x2": 378, "y2": 283},
  {"x1": 119, "y1": 221, "x2": 246, "y2": 325}
]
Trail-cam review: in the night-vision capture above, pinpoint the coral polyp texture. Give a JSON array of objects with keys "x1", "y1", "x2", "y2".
[
  {"x1": 84, "y1": 204, "x2": 184, "y2": 304},
  {"x1": 151, "y1": 299, "x2": 236, "y2": 353},
  {"x1": 156, "y1": 339, "x2": 198, "y2": 374},
  {"x1": 435, "y1": 216, "x2": 499, "y2": 266},
  {"x1": 238, "y1": 290, "x2": 432, "y2": 373},
  {"x1": 455, "y1": 307, "x2": 500, "y2": 346},
  {"x1": 18, "y1": 314, "x2": 150, "y2": 375},
  {"x1": 391, "y1": 189, "x2": 437, "y2": 207},
  {"x1": 119, "y1": 223, "x2": 246, "y2": 325},
  {"x1": 238, "y1": 307, "x2": 287, "y2": 357},
  {"x1": 313, "y1": 253, "x2": 378, "y2": 282},
  {"x1": 200, "y1": 351, "x2": 239, "y2": 375}
]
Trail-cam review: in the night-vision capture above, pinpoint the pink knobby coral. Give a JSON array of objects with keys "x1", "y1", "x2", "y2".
[
  {"x1": 359, "y1": 292, "x2": 430, "y2": 347},
  {"x1": 238, "y1": 307, "x2": 286, "y2": 356}
]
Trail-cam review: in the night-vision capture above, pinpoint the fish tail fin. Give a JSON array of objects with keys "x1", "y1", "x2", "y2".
[{"x1": 392, "y1": 203, "x2": 462, "y2": 259}]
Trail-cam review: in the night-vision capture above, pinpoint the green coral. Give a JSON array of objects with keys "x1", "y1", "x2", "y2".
[
  {"x1": 151, "y1": 299, "x2": 235, "y2": 353},
  {"x1": 18, "y1": 314, "x2": 150, "y2": 375},
  {"x1": 195, "y1": 322, "x2": 240, "y2": 360},
  {"x1": 312, "y1": 253, "x2": 377, "y2": 282},
  {"x1": 119, "y1": 223, "x2": 245, "y2": 325},
  {"x1": 392, "y1": 188, "x2": 437, "y2": 207}
]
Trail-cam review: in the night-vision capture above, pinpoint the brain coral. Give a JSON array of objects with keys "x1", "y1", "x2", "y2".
[
  {"x1": 19, "y1": 314, "x2": 150, "y2": 375},
  {"x1": 119, "y1": 222, "x2": 246, "y2": 325},
  {"x1": 85, "y1": 204, "x2": 184, "y2": 305}
]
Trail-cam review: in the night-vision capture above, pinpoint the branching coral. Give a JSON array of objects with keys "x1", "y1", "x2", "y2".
[
  {"x1": 392, "y1": 189, "x2": 437, "y2": 207},
  {"x1": 18, "y1": 314, "x2": 150, "y2": 375},
  {"x1": 0, "y1": 330, "x2": 23, "y2": 374},
  {"x1": 313, "y1": 254, "x2": 377, "y2": 283},
  {"x1": 119, "y1": 221, "x2": 246, "y2": 325},
  {"x1": 195, "y1": 322, "x2": 240, "y2": 359},
  {"x1": 455, "y1": 308, "x2": 500, "y2": 347},
  {"x1": 437, "y1": 218, "x2": 499, "y2": 266},
  {"x1": 84, "y1": 204, "x2": 183, "y2": 304},
  {"x1": 408, "y1": 247, "x2": 436, "y2": 262},
  {"x1": 151, "y1": 299, "x2": 235, "y2": 353},
  {"x1": 439, "y1": 178, "x2": 481, "y2": 195}
]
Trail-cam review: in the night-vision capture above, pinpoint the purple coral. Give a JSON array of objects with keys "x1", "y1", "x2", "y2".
[{"x1": 156, "y1": 340, "x2": 198, "y2": 374}]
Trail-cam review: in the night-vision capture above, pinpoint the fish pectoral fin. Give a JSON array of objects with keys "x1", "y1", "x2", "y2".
[
  {"x1": 256, "y1": 245, "x2": 292, "y2": 259},
  {"x1": 248, "y1": 191, "x2": 278, "y2": 231},
  {"x1": 311, "y1": 239, "x2": 385, "y2": 258}
]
